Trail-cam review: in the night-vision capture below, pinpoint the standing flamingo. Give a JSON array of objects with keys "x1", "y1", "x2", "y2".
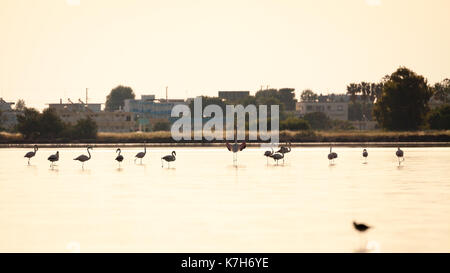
[
  {"x1": 396, "y1": 147, "x2": 404, "y2": 165},
  {"x1": 74, "y1": 146, "x2": 93, "y2": 169},
  {"x1": 135, "y1": 142, "x2": 146, "y2": 164},
  {"x1": 24, "y1": 145, "x2": 38, "y2": 165},
  {"x1": 270, "y1": 152, "x2": 284, "y2": 165},
  {"x1": 328, "y1": 146, "x2": 338, "y2": 164},
  {"x1": 226, "y1": 139, "x2": 246, "y2": 165},
  {"x1": 276, "y1": 142, "x2": 291, "y2": 163},
  {"x1": 264, "y1": 148, "x2": 274, "y2": 164},
  {"x1": 48, "y1": 151, "x2": 59, "y2": 168},
  {"x1": 115, "y1": 148, "x2": 124, "y2": 167},
  {"x1": 161, "y1": 151, "x2": 176, "y2": 168}
]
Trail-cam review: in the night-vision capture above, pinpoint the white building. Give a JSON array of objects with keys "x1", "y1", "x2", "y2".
[
  {"x1": 124, "y1": 95, "x2": 187, "y2": 120},
  {"x1": 296, "y1": 101, "x2": 348, "y2": 121},
  {"x1": 0, "y1": 98, "x2": 19, "y2": 130}
]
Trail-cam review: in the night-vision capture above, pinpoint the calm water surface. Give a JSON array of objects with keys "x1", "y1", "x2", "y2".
[{"x1": 0, "y1": 147, "x2": 449, "y2": 252}]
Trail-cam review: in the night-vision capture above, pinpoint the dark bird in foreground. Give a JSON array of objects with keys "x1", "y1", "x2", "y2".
[
  {"x1": 328, "y1": 146, "x2": 338, "y2": 164},
  {"x1": 226, "y1": 140, "x2": 246, "y2": 165},
  {"x1": 396, "y1": 147, "x2": 404, "y2": 165},
  {"x1": 270, "y1": 152, "x2": 284, "y2": 165},
  {"x1": 353, "y1": 221, "x2": 371, "y2": 232},
  {"x1": 161, "y1": 151, "x2": 176, "y2": 168},
  {"x1": 135, "y1": 142, "x2": 146, "y2": 164},
  {"x1": 115, "y1": 148, "x2": 124, "y2": 167},
  {"x1": 24, "y1": 145, "x2": 38, "y2": 165},
  {"x1": 362, "y1": 149, "x2": 368, "y2": 162},
  {"x1": 47, "y1": 151, "x2": 59, "y2": 168},
  {"x1": 74, "y1": 146, "x2": 93, "y2": 169}
]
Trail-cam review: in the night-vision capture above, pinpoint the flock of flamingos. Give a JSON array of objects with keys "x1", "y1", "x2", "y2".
[
  {"x1": 20, "y1": 140, "x2": 408, "y2": 248},
  {"x1": 23, "y1": 141, "x2": 406, "y2": 168}
]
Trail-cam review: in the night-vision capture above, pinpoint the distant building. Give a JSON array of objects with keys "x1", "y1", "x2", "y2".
[
  {"x1": 296, "y1": 101, "x2": 348, "y2": 121},
  {"x1": 218, "y1": 91, "x2": 250, "y2": 101},
  {"x1": 48, "y1": 101, "x2": 134, "y2": 132},
  {"x1": 124, "y1": 95, "x2": 187, "y2": 131},
  {"x1": 48, "y1": 100, "x2": 101, "y2": 112},
  {"x1": 0, "y1": 98, "x2": 19, "y2": 130},
  {"x1": 0, "y1": 98, "x2": 14, "y2": 111}
]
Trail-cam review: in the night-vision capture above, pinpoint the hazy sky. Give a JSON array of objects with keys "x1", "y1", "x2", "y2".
[{"x1": 1, "y1": 0, "x2": 449, "y2": 110}]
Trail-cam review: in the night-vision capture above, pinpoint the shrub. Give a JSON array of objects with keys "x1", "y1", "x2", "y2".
[
  {"x1": 428, "y1": 105, "x2": 450, "y2": 130},
  {"x1": 280, "y1": 117, "x2": 311, "y2": 131},
  {"x1": 153, "y1": 120, "x2": 171, "y2": 131}
]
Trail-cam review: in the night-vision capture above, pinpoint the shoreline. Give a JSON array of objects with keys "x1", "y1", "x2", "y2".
[
  {"x1": 2, "y1": 130, "x2": 450, "y2": 148},
  {"x1": 1, "y1": 142, "x2": 450, "y2": 148}
]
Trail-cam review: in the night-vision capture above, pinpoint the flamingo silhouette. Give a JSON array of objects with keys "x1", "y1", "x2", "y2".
[{"x1": 24, "y1": 145, "x2": 38, "y2": 165}]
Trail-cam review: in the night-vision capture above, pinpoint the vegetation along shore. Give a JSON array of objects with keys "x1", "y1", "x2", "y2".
[{"x1": 1, "y1": 130, "x2": 449, "y2": 147}]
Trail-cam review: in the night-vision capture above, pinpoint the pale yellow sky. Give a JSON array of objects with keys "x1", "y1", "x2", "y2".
[{"x1": 1, "y1": 0, "x2": 449, "y2": 110}]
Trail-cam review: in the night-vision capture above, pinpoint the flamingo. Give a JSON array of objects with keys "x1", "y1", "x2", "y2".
[
  {"x1": 328, "y1": 146, "x2": 338, "y2": 164},
  {"x1": 135, "y1": 142, "x2": 146, "y2": 164},
  {"x1": 115, "y1": 148, "x2": 124, "y2": 167},
  {"x1": 270, "y1": 152, "x2": 284, "y2": 165},
  {"x1": 362, "y1": 149, "x2": 368, "y2": 163},
  {"x1": 226, "y1": 139, "x2": 246, "y2": 165},
  {"x1": 264, "y1": 148, "x2": 274, "y2": 164},
  {"x1": 24, "y1": 145, "x2": 38, "y2": 165},
  {"x1": 276, "y1": 142, "x2": 291, "y2": 163},
  {"x1": 48, "y1": 151, "x2": 59, "y2": 168},
  {"x1": 396, "y1": 147, "x2": 404, "y2": 165},
  {"x1": 74, "y1": 146, "x2": 93, "y2": 169},
  {"x1": 161, "y1": 151, "x2": 176, "y2": 168}
]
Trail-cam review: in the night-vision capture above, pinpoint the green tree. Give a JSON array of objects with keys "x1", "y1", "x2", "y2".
[
  {"x1": 278, "y1": 88, "x2": 297, "y2": 111},
  {"x1": 280, "y1": 117, "x2": 311, "y2": 131},
  {"x1": 39, "y1": 108, "x2": 65, "y2": 138},
  {"x1": 373, "y1": 67, "x2": 433, "y2": 130},
  {"x1": 72, "y1": 117, "x2": 98, "y2": 139},
  {"x1": 300, "y1": 89, "x2": 318, "y2": 102},
  {"x1": 346, "y1": 83, "x2": 359, "y2": 104},
  {"x1": 105, "y1": 85, "x2": 135, "y2": 111},
  {"x1": 16, "y1": 108, "x2": 41, "y2": 139},
  {"x1": 303, "y1": 112, "x2": 331, "y2": 130},
  {"x1": 15, "y1": 99, "x2": 26, "y2": 111},
  {"x1": 153, "y1": 120, "x2": 171, "y2": 131},
  {"x1": 433, "y1": 79, "x2": 450, "y2": 104},
  {"x1": 428, "y1": 105, "x2": 450, "y2": 130}
]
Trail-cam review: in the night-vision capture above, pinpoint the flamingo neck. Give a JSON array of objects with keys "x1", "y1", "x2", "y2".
[{"x1": 87, "y1": 148, "x2": 91, "y2": 159}]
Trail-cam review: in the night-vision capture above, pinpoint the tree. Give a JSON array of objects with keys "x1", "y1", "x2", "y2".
[
  {"x1": 303, "y1": 112, "x2": 331, "y2": 130},
  {"x1": 153, "y1": 120, "x2": 171, "y2": 131},
  {"x1": 39, "y1": 108, "x2": 65, "y2": 138},
  {"x1": 428, "y1": 105, "x2": 450, "y2": 130},
  {"x1": 373, "y1": 67, "x2": 433, "y2": 130},
  {"x1": 16, "y1": 108, "x2": 42, "y2": 139},
  {"x1": 72, "y1": 117, "x2": 98, "y2": 139},
  {"x1": 278, "y1": 88, "x2": 297, "y2": 111},
  {"x1": 433, "y1": 79, "x2": 450, "y2": 104},
  {"x1": 280, "y1": 117, "x2": 311, "y2": 131},
  {"x1": 105, "y1": 85, "x2": 135, "y2": 111},
  {"x1": 346, "y1": 83, "x2": 359, "y2": 104},
  {"x1": 15, "y1": 99, "x2": 26, "y2": 111},
  {"x1": 300, "y1": 89, "x2": 318, "y2": 102}
]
